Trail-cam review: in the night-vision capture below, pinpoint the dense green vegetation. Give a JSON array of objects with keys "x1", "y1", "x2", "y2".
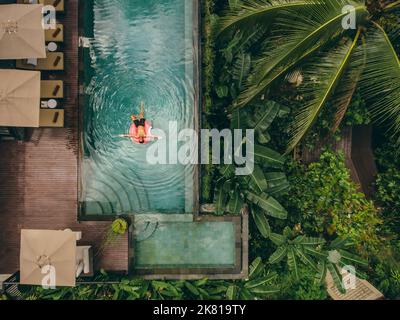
[
  {"x1": 284, "y1": 150, "x2": 382, "y2": 254},
  {"x1": 202, "y1": 0, "x2": 399, "y2": 300},
  {"x1": 216, "y1": 0, "x2": 400, "y2": 152},
  {"x1": 8, "y1": 0, "x2": 399, "y2": 300},
  {"x1": 374, "y1": 136, "x2": 400, "y2": 234}
]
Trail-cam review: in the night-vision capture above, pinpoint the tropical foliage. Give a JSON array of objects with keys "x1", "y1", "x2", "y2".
[
  {"x1": 267, "y1": 226, "x2": 368, "y2": 293},
  {"x1": 213, "y1": 100, "x2": 290, "y2": 235},
  {"x1": 216, "y1": 0, "x2": 400, "y2": 151},
  {"x1": 96, "y1": 217, "x2": 129, "y2": 258},
  {"x1": 10, "y1": 0, "x2": 400, "y2": 301},
  {"x1": 284, "y1": 149, "x2": 382, "y2": 253},
  {"x1": 225, "y1": 257, "x2": 280, "y2": 299},
  {"x1": 368, "y1": 240, "x2": 400, "y2": 299},
  {"x1": 275, "y1": 264, "x2": 328, "y2": 300},
  {"x1": 374, "y1": 136, "x2": 400, "y2": 233},
  {"x1": 18, "y1": 258, "x2": 280, "y2": 300},
  {"x1": 205, "y1": 0, "x2": 383, "y2": 298}
]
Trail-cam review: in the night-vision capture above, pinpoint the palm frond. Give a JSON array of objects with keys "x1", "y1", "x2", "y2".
[
  {"x1": 233, "y1": 0, "x2": 368, "y2": 109},
  {"x1": 232, "y1": 52, "x2": 252, "y2": 90},
  {"x1": 215, "y1": 0, "x2": 312, "y2": 37},
  {"x1": 383, "y1": 0, "x2": 400, "y2": 12},
  {"x1": 286, "y1": 30, "x2": 361, "y2": 152},
  {"x1": 359, "y1": 23, "x2": 400, "y2": 144},
  {"x1": 330, "y1": 29, "x2": 366, "y2": 133}
]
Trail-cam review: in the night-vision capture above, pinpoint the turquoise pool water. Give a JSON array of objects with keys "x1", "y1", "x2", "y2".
[
  {"x1": 135, "y1": 221, "x2": 236, "y2": 269},
  {"x1": 80, "y1": 0, "x2": 195, "y2": 215},
  {"x1": 80, "y1": 1, "x2": 241, "y2": 273}
]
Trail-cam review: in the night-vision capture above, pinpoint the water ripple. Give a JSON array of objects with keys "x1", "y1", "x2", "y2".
[{"x1": 82, "y1": 0, "x2": 195, "y2": 214}]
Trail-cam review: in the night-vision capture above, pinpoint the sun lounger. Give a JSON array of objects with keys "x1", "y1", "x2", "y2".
[
  {"x1": 16, "y1": 52, "x2": 64, "y2": 71},
  {"x1": 41, "y1": 80, "x2": 64, "y2": 99},
  {"x1": 45, "y1": 24, "x2": 64, "y2": 43},
  {"x1": 39, "y1": 109, "x2": 64, "y2": 128},
  {"x1": 17, "y1": 0, "x2": 65, "y2": 12}
]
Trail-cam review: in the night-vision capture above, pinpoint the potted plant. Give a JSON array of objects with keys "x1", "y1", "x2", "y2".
[{"x1": 96, "y1": 217, "x2": 129, "y2": 258}]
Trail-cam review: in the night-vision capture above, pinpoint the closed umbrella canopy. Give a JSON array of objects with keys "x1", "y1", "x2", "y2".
[
  {"x1": 0, "y1": 4, "x2": 46, "y2": 60},
  {"x1": 20, "y1": 230, "x2": 77, "y2": 287},
  {"x1": 0, "y1": 69, "x2": 41, "y2": 127}
]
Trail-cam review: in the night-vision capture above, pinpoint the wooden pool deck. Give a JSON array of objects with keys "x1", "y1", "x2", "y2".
[{"x1": 0, "y1": 0, "x2": 129, "y2": 274}]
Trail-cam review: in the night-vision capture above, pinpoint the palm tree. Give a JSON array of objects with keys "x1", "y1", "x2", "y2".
[{"x1": 216, "y1": 0, "x2": 400, "y2": 152}]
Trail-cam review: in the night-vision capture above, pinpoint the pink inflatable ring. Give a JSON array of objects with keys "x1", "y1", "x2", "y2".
[{"x1": 129, "y1": 121, "x2": 152, "y2": 144}]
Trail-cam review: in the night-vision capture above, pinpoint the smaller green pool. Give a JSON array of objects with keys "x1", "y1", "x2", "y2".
[{"x1": 134, "y1": 221, "x2": 236, "y2": 269}]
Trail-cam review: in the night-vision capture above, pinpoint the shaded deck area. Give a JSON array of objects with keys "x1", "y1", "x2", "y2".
[{"x1": 0, "y1": 0, "x2": 128, "y2": 274}]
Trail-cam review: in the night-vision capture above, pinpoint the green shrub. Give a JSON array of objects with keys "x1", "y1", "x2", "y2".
[
  {"x1": 273, "y1": 265, "x2": 328, "y2": 300},
  {"x1": 202, "y1": 0, "x2": 217, "y2": 116},
  {"x1": 375, "y1": 169, "x2": 400, "y2": 231},
  {"x1": 374, "y1": 137, "x2": 400, "y2": 234},
  {"x1": 200, "y1": 0, "x2": 218, "y2": 203},
  {"x1": 368, "y1": 240, "x2": 400, "y2": 299},
  {"x1": 111, "y1": 218, "x2": 128, "y2": 235},
  {"x1": 284, "y1": 149, "x2": 382, "y2": 254}
]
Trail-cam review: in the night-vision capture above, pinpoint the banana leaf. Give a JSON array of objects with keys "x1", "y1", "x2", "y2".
[
  {"x1": 247, "y1": 101, "x2": 281, "y2": 133},
  {"x1": 294, "y1": 247, "x2": 319, "y2": 272},
  {"x1": 303, "y1": 246, "x2": 328, "y2": 259},
  {"x1": 214, "y1": 180, "x2": 231, "y2": 215},
  {"x1": 330, "y1": 237, "x2": 354, "y2": 249},
  {"x1": 265, "y1": 172, "x2": 290, "y2": 195},
  {"x1": 247, "y1": 191, "x2": 287, "y2": 219},
  {"x1": 268, "y1": 246, "x2": 288, "y2": 264},
  {"x1": 220, "y1": 164, "x2": 235, "y2": 179},
  {"x1": 226, "y1": 285, "x2": 239, "y2": 300},
  {"x1": 338, "y1": 249, "x2": 368, "y2": 267},
  {"x1": 185, "y1": 282, "x2": 200, "y2": 296},
  {"x1": 249, "y1": 285, "x2": 280, "y2": 295},
  {"x1": 327, "y1": 262, "x2": 346, "y2": 294},
  {"x1": 287, "y1": 247, "x2": 299, "y2": 280},
  {"x1": 252, "y1": 208, "x2": 271, "y2": 238},
  {"x1": 239, "y1": 287, "x2": 255, "y2": 300},
  {"x1": 293, "y1": 236, "x2": 326, "y2": 246},
  {"x1": 251, "y1": 144, "x2": 285, "y2": 168},
  {"x1": 248, "y1": 257, "x2": 264, "y2": 280},
  {"x1": 269, "y1": 232, "x2": 287, "y2": 246},
  {"x1": 244, "y1": 273, "x2": 277, "y2": 289},
  {"x1": 315, "y1": 261, "x2": 327, "y2": 285},
  {"x1": 246, "y1": 165, "x2": 269, "y2": 192},
  {"x1": 226, "y1": 190, "x2": 244, "y2": 214}
]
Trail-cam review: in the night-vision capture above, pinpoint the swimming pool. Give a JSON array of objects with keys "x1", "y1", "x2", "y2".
[
  {"x1": 135, "y1": 221, "x2": 236, "y2": 269},
  {"x1": 79, "y1": 0, "x2": 246, "y2": 277},
  {"x1": 80, "y1": 0, "x2": 197, "y2": 215}
]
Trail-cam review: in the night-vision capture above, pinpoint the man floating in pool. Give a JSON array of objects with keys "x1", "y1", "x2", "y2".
[{"x1": 118, "y1": 101, "x2": 161, "y2": 144}]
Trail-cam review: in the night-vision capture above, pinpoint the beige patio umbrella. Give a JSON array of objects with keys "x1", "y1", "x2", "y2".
[
  {"x1": 0, "y1": 4, "x2": 46, "y2": 60},
  {"x1": 20, "y1": 230, "x2": 77, "y2": 287},
  {"x1": 0, "y1": 69, "x2": 41, "y2": 127}
]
